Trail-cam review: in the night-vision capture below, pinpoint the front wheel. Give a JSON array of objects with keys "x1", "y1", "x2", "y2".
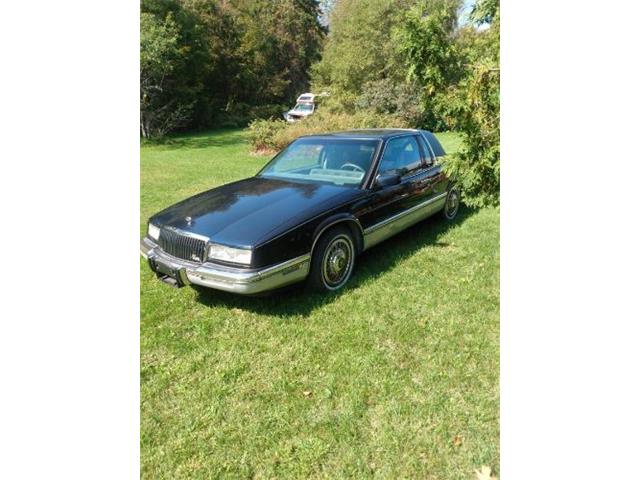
[
  {"x1": 442, "y1": 186, "x2": 461, "y2": 221},
  {"x1": 308, "y1": 226, "x2": 356, "y2": 292}
]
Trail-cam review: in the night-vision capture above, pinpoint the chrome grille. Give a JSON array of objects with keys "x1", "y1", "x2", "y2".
[{"x1": 158, "y1": 228, "x2": 207, "y2": 263}]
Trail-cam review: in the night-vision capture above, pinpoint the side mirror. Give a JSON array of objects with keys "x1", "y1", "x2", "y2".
[{"x1": 375, "y1": 172, "x2": 401, "y2": 188}]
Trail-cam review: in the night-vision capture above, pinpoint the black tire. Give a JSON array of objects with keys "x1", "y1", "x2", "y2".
[
  {"x1": 442, "y1": 186, "x2": 461, "y2": 221},
  {"x1": 308, "y1": 225, "x2": 356, "y2": 292}
]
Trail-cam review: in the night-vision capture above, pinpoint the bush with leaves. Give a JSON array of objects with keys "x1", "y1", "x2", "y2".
[
  {"x1": 247, "y1": 118, "x2": 288, "y2": 152},
  {"x1": 248, "y1": 110, "x2": 409, "y2": 153},
  {"x1": 444, "y1": 64, "x2": 499, "y2": 206},
  {"x1": 443, "y1": 1, "x2": 500, "y2": 206}
]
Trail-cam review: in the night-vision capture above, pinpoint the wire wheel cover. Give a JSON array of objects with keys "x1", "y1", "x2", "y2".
[
  {"x1": 322, "y1": 236, "x2": 353, "y2": 287},
  {"x1": 445, "y1": 189, "x2": 460, "y2": 218}
]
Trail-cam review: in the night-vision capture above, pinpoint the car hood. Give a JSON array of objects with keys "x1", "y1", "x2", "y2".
[{"x1": 151, "y1": 177, "x2": 363, "y2": 248}]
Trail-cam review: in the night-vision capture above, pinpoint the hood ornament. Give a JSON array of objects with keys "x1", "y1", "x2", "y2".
[{"x1": 185, "y1": 216, "x2": 192, "y2": 225}]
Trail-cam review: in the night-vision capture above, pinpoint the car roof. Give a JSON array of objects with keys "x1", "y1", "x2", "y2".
[
  {"x1": 298, "y1": 129, "x2": 447, "y2": 155},
  {"x1": 301, "y1": 128, "x2": 421, "y2": 140}
]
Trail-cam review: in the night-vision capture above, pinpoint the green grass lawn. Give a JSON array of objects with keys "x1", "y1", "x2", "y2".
[{"x1": 140, "y1": 129, "x2": 499, "y2": 479}]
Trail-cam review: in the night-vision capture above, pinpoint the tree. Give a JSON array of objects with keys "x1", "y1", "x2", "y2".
[
  {"x1": 140, "y1": 0, "x2": 325, "y2": 137},
  {"x1": 140, "y1": 11, "x2": 194, "y2": 138},
  {"x1": 311, "y1": 0, "x2": 414, "y2": 98},
  {"x1": 394, "y1": 0, "x2": 462, "y2": 130},
  {"x1": 355, "y1": 78, "x2": 424, "y2": 125},
  {"x1": 233, "y1": 0, "x2": 325, "y2": 104},
  {"x1": 179, "y1": 0, "x2": 246, "y2": 126},
  {"x1": 392, "y1": 0, "x2": 500, "y2": 205},
  {"x1": 443, "y1": 0, "x2": 500, "y2": 206}
]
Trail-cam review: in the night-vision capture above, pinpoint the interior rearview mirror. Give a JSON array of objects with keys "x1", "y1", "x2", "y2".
[{"x1": 375, "y1": 172, "x2": 401, "y2": 188}]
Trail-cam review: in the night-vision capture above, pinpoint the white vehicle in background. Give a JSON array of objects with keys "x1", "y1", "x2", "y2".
[
  {"x1": 296, "y1": 93, "x2": 315, "y2": 103},
  {"x1": 284, "y1": 93, "x2": 316, "y2": 122}
]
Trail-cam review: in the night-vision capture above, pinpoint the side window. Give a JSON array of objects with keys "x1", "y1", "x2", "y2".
[
  {"x1": 378, "y1": 136, "x2": 423, "y2": 177},
  {"x1": 417, "y1": 134, "x2": 434, "y2": 166}
]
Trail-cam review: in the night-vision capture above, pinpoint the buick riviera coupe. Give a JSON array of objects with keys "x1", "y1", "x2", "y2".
[{"x1": 140, "y1": 129, "x2": 460, "y2": 294}]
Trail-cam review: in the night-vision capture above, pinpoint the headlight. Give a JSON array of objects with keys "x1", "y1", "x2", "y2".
[
  {"x1": 148, "y1": 223, "x2": 160, "y2": 240},
  {"x1": 208, "y1": 243, "x2": 252, "y2": 265}
]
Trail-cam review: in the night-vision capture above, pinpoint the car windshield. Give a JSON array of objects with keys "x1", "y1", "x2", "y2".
[
  {"x1": 259, "y1": 137, "x2": 380, "y2": 187},
  {"x1": 293, "y1": 103, "x2": 313, "y2": 112}
]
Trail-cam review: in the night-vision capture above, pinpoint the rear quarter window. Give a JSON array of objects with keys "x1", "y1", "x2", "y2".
[{"x1": 420, "y1": 131, "x2": 446, "y2": 157}]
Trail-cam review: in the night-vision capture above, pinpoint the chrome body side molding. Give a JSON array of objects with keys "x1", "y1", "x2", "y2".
[{"x1": 362, "y1": 192, "x2": 447, "y2": 250}]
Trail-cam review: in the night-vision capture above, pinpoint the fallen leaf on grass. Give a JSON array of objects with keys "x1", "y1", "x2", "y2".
[
  {"x1": 474, "y1": 465, "x2": 497, "y2": 480},
  {"x1": 453, "y1": 435, "x2": 463, "y2": 447}
]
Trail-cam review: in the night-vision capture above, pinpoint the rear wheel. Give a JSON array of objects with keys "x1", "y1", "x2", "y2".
[
  {"x1": 442, "y1": 186, "x2": 461, "y2": 221},
  {"x1": 308, "y1": 226, "x2": 356, "y2": 292}
]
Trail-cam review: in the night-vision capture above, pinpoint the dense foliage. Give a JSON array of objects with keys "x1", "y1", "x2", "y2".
[
  {"x1": 440, "y1": 0, "x2": 500, "y2": 206},
  {"x1": 394, "y1": 0, "x2": 462, "y2": 131},
  {"x1": 310, "y1": 0, "x2": 462, "y2": 129},
  {"x1": 140, "y1": 0, "x2": 325, "y2": 137},
  {"x1": 355, "y1": 78, "x2": 425, "y2": 126},
  {"x1": 311, "y1": 0, "x2": 412, "y2": 95},
  {"x1": 141, "y1": 0, "x2": 500, "y2": 204},
  {"x1": 140, "y1": 11, "x2": 195, "y2": 138}
]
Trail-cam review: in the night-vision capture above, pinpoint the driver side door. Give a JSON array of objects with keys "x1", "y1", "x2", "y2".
[{"x1": 357, "y1": 135, "x2": 430, "y2": 247}]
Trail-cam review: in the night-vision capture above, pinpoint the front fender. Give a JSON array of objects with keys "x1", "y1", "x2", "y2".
[
  {"x1": 252, "y1": 213, "x2": 365, "y2": 269},
  {"x1": 312, "y1": 214, "x2": 364, "y2": 255}
]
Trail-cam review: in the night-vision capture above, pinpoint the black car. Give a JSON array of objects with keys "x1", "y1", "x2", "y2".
[{"x1": 140, "y1": 129, "x2": 460, "y2": 294}]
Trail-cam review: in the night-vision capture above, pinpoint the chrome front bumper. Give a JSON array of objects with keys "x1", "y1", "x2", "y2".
[{"x1": 140, "y1": 237, "x2": 310, "y2": 294}]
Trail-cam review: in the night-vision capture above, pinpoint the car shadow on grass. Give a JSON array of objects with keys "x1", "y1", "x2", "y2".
[{"x1": 192, "y1": 206, "x2": 478, "y2": 317}]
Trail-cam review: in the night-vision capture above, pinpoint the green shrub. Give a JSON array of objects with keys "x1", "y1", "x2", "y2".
[
  {"x1": 247, "y1": 118, "x2": 288, "y2": 151},
  {"x1": 313, "y1": 90, "x2": 360, "y2": 114},
  {"x1": 248, "y1": 110, "x2": 410, "y2": 153},
  {"x1": 443, "y1": 63, "x2": 500, "y2": 207},
  {"x1": 443, "y1": 1, "x2": 500, "y2": 207}
]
